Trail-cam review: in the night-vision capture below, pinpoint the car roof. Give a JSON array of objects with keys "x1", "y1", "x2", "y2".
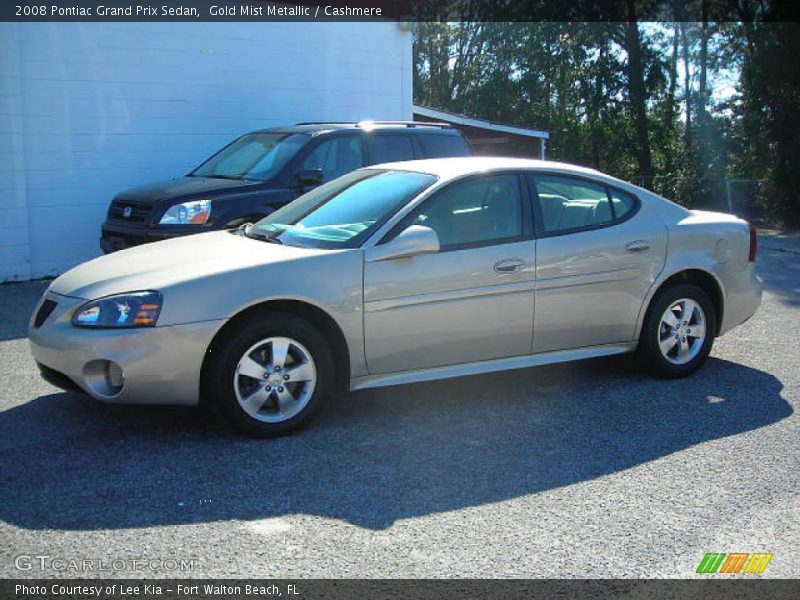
[
  {"x1": 369, "y1": 156, "x2": 609, "y2": 181},
  {"x1": 252, "y1": 122, "x2": 461, "y2": 136}
]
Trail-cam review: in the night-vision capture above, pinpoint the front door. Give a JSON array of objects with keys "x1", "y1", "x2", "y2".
[
  {"x1": 364, "y1": 173, "x2": 536, "y2": 374},
  {"x1": 293, "y1": 134, "x2": 364, "y2": 197}
]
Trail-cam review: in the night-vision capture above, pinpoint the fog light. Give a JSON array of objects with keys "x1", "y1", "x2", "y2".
[{"x1": 83, "y1": 360, "x2": 125, "y2": 397}]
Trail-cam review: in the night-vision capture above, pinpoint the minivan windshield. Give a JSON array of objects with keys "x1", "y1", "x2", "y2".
[
  {"x1": 190, "y1": 133, "x2": 308, "y2": 182},
  {"x1": 248, "y1": 169, "x2": 437, "y2": 249}
]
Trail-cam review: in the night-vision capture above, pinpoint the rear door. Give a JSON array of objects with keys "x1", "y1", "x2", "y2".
[{"x1": 528, "y1": 173, "x2": 667, "y2": 353}]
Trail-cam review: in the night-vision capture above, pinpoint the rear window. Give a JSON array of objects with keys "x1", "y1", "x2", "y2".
[
  {"x1": 366, "y1": 135, "x2": 414, "y2": 164},
  {"x1": 417, "y1": 133, "x2": 471, "y2": 158}
]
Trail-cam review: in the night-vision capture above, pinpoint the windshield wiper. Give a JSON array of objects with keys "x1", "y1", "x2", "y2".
[{"x1": 240, "y1": 223, "x2": 283, "y2": 244}]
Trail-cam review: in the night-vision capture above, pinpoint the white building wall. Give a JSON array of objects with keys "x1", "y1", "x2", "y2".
[{"x1": 0, "y1": 22, "x2": 412, "y2": 281}]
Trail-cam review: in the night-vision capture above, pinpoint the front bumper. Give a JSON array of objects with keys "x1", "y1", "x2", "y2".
[
  {"x1": 29, "y1": 291, "x2": 224, "y2": 406},
  {"x1": 100, "y1": 222, "x2": 208, "y2": 253}
]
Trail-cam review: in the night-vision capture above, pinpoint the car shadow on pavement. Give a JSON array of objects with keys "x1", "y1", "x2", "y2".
[{"x1": 0, "y1": 356, "x2": 792, "y2": 531}]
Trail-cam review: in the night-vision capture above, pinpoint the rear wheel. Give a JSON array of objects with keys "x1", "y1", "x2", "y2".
[
  {"x1": 639, "y1": 283, "x2": 716, "y2": 378},
  {"x1": 204, "y1": 313, "x2": 334, "y2": 437}
]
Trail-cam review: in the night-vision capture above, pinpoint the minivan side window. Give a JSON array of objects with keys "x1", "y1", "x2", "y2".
[
  {"x1": 418, "y1": 134, "x2": 471, "y2": 158},
  {"x1": 531, "y1": 175, "x2": 613, "y2": 234},
  {"x1": 390, "y1": 174, "x2": 524, "y2": 251},
  {"x1": 366, "y1": 135, "x2": 414, "y2": 164},
  {"x1": 302, "y1": 136, "x2": 364, "y2": 183}
]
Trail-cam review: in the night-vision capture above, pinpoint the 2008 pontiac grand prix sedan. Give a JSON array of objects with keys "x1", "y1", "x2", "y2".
[{"x1": 29, "y1": 157, "x2": 762, "y2": 436}]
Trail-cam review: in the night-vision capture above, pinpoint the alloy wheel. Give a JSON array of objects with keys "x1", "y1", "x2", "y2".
[
  {"x1": 233, "y1": 336, "x2": 317, "y2": 423},
  {"x1": 657, "y1": 298, "x2": 707, "y2": 365}
]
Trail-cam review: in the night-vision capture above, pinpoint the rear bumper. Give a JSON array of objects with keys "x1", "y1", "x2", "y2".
[
  {"x1": 29, "y1": 291, "x2": 224, "y2": 406},
  {"x1": 100, "y1": 222, "x2": 208, "y2": 253},
  {"x1": 719, "y1": 264, "x2": 763, "y2": 336}
]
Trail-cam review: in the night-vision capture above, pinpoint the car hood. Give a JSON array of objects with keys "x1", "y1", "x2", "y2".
[
  {"x1": 49, "y1": 231, "x2": 328, "y2": 301},
  {"x1": 116, "y1": 176, "x2": 263, "y2": 205}
]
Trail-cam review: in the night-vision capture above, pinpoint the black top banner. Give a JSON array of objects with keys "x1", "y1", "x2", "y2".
[{"x1": 3, "y1": 0, "x2": 800, "y2": 22}]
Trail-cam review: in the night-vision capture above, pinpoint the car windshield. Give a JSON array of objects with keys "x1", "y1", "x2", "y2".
[
  {"x1": 190, "y1": 133, "x2": 308, "y2": 182},
  {"x1": 248, "y1": 169, "x2": 437, "y2": 249}
]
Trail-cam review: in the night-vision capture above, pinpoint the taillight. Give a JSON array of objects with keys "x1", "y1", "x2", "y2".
[{"x1": 748, "y1": 222, "x2": 757, "y2": 262}]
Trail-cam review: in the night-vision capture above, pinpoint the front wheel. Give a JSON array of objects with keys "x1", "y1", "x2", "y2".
[
  {"x1": 204, "y1": 313, "x2": 335, "y2": 437},
  {"x1": 639, "y1": 284, "x2": 717, "y2": 378}
]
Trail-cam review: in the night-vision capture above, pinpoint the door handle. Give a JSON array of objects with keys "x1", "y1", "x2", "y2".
[
  {"x1": 625, "y1": 240, "x2": 650, "y2": 253},
  {"x1": 494, "y1": 258, "x2": 525, "y2": 273}
]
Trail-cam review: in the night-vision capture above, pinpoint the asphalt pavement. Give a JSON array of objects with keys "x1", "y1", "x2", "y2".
[{"x1": 0, "y1": 233, "x2": 798, "y2": 578}]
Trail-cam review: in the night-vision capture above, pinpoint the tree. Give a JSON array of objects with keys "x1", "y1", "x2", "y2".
[
  {"x1": 413, "y1": 17, "x2": 800, "y2": 225},
  {"x1": 622, "y1": 2, "x2": 654, "y2": 187}
]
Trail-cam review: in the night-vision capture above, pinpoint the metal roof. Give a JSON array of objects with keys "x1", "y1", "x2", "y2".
[{"x1": 413, "y1": 105, "x2": 550, "y2": 140}]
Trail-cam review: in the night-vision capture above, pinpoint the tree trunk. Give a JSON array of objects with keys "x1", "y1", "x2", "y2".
[
  {"x1": 623, "y1": 3, "x2": 653, "y2": 187},
  {"x1": 682, "y1": 24, "x2": 692, "y2": 147},
  {"x1": 665, "y1": 24, "x2": 679, "y2": 126},
  {"x1": 590, "y1": 45, "x2": 605, "y2": 168},
  {"x1": 697, "y1": 1, "x2": 709, "y2": 168},
  {"x1": 663, "y1": 24, "x2": 680, "y2": 175}
]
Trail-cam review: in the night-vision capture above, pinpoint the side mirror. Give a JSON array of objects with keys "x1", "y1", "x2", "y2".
[
  {"x1": 294, "y1": 169, "x2": 323, "y2": 190},
  {"x1": 366, "y1": 225, "x2": 440, "y2": 262}
]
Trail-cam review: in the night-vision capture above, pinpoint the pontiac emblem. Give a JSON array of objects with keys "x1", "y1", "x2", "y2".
[{"x1": 122, "y1": 206, "x2": 133, "y2": 218}]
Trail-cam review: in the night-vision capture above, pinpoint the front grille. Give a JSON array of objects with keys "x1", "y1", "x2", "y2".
[
  {"x1": 33, "y1": 299, "x2": 57, "y2": 328},
  {"x1": 101, "y1": 228, "x2": 148, "y2": 251},
  {"x1": 108, "y1": 200, "x2": 152, "y2": 223}
]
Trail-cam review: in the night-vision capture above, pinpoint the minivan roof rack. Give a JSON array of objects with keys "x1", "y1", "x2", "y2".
[{"x1": 295, "y1": 120, "x2": 453, "y2": 129}]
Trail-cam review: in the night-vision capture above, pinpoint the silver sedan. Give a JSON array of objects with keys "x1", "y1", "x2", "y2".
[{"x1": 29, "y1": 158, "x2": 762, "y2": 436}]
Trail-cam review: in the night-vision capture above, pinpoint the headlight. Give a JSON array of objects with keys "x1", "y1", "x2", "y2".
[
  {"x1": 159, "y1": 200, "x2": 212, "y2": 225},
  {"x1": 72, "y1": 292, "x2": 162, "y2": 328}
]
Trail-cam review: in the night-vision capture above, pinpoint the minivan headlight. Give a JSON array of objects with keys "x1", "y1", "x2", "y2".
[
  {"x1": 72, "y1": 292, "x2": 162, "y2": 328},
  {"x1": 159, "y1": 200, "x2": 212, "y2": 225}
]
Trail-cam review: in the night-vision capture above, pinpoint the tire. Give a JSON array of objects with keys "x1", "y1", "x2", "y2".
[
  {"x1": 639, "y1": 283, "x2": 717, "y2": 379},
  {"x1": 203, "y1": 312, "x2": 335, "y2": 437}
]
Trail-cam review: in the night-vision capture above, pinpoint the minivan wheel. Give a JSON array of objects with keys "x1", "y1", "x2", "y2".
[
  {"x1": 639, "y1": 283, "x2": 717, "y2": 379},
  {"x1": 205, "y1": 313, "x2": 334, "y2": 437}
]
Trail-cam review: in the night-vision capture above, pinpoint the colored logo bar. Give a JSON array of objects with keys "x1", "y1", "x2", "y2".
[{"x1": 697, "y1": 553, "x2": 773, "y2": 574}]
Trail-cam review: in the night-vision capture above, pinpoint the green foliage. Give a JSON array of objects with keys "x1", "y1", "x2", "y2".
[{"x1": 413, "y1": 18, "x2": 800, "y2": 226}]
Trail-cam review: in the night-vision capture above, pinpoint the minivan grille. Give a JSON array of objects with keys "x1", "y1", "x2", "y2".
[
  {"x1": 109, "y1": 200, "x2": 152, "y2": 223},
  {"x1": 34, "y1": 299, "x2": 57, "y2": 328}
]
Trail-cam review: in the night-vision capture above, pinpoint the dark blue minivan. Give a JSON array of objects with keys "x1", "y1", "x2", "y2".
[{"x1": 100, "y1": 121, "x2": 472, "y2": 253}]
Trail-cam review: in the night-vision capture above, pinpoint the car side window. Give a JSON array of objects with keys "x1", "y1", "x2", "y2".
[
  {"x1": 417, "y1": 134, "x2": 471, "y2": 158},
  {"x1": 366, "y1": 135, "x2": 414, "y2": 164},
  {"x1": 609, "y1": 188, "x2": 637, "y2": 220},
  {"x1": 396, "y1": 174, "x2": 523, "y2": 251},
  {"x1": 531, "y1": 175, "x2": 613, "y2": 234},
  {"x1": 302, "y1": 136, "x2": 364, "y2": 182}
]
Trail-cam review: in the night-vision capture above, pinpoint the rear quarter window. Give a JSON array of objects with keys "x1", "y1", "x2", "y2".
[
  {"x1": 610, "y1": 188, "x2": 638, "y2": 220},
  {"x1": 417, "y1": 133, "x2": 471, "y2": 158}
]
